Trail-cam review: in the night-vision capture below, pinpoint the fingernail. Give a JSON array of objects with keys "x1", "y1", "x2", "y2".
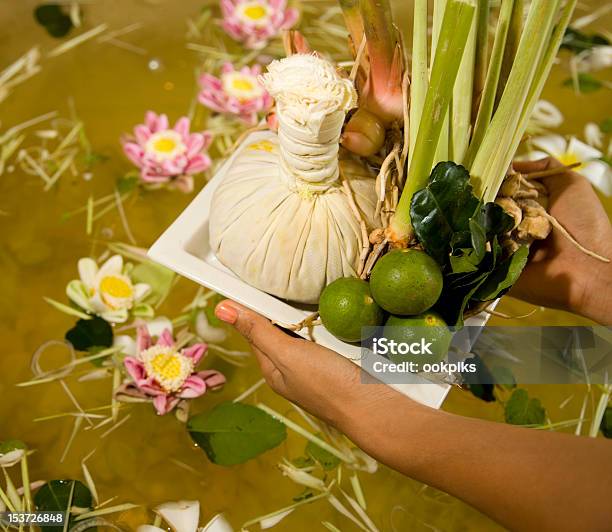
[{"x1": 215, "y1": 302, "x2": 238, "y2": 324}]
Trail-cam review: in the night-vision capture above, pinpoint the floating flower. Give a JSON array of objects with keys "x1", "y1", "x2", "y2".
[
  {"x1": 122, "y1": 111, "x2": 212, "y2": 193},
  {"x1": 198, "y1": 63, "x2": 272, "y2": 125},
  {"x1": 220, "y1": 0, "x2": 298, "y2": 49},
  {"x1": 527, "y1": 100, "x2": 564, "y2": 134},
  {"x1": 136, "y1": 500, "x2": 233, "y2": 532},
  {"x1": 121, "y1": 325, "x2": 225, "y2": 416},
  {"x1": 66, "y1": 255, "x2": 152, "y2": 323},
  {"x1": 0, "y1": 440, "x2": 26, "y2": 468},
  {"x1": 527, "y1": 134, "x2": 611, "y2": 196}
]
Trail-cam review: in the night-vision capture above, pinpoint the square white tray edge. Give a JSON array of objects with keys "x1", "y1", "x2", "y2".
[{"x1": 148, "y1": 131, "x2": 493, "y2": 410}]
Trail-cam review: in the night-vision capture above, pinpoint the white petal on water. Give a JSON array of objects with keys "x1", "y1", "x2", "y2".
[
  {"x1": 199, "y1": 513, "x2": 233, "y2": 532},
  {"x1": 113, "y1": 335, "x2": 138, "y2": 357},
  {"x1": 531, "y1": 100, "x2": 564, "y2": 129},
  {"x1": 154, "y1": 500, "x2": 200, "y2": 532},
  {"x1": 145, "y1": 316, "x2": 174, "y2": 337},
  {"x1": 531, "y1": 134, "x2": 567, "y2": 157},
  {"x1": 259, "y1": 509, "x2": 294, "y2": 530},
  {"x1": 584, "y1": 122, "x2": 603, "y2": 149}
]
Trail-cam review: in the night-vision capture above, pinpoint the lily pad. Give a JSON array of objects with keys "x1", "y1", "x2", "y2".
[
  {"x1": 65, "y1": 316, "x2": 113, "y2": 351},
  {"x1": 504, "y1": 389, "x2": 546, "y2": 426},
  {"x1": 188, "y1": 402, "x2": 287, "y2": 466},
  {"x1": 34, "y1": 4, "x2": 73, "y2": 38}
]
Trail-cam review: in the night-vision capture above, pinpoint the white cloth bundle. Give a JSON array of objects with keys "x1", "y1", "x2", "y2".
[{"x1": 209, "y1": 55, "x2": 380, "y2": 303}]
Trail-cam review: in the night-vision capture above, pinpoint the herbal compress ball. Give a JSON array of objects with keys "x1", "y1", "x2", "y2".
[{"x1": 209, "y1": 55, "x2": 380, "y2": 303}]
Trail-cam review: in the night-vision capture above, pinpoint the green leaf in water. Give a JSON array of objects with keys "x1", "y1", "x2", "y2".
[
  {"x1": 65, "y1": 316, "x2": 113, "y2": 351},
  {"x1": 34, "y1": 480, "x2": 92, "y2": 531},
  {"x1": 601, "y1": 406, "x2": 612, "y2": 439},
  {"x1": 116, "y1": 174, "x2": 139, "y2": 195},
  {"x1": 561, "y1": 27, "x2": 609, "y2": 54},
  {"x1": 0, "y1": 440, "x2": 27, "y2": 453},
  {"x1": 504, "y1": 389, "x2": 546, "y2": 426},
  {"x1": 306, "y1": 437, "x2": 340, "y2": 471},
  {"x1": 130, "y1": 260, "x2": 175, "y2": 306},
  {"x1": 33, "y1": 4, "x2": 73, "y2": 38},
  {"x1": 188, "y1": 402, "x2": 287, "y2": 466},
  {"x1": 563, "y1": 73, "x2": 603, "y2": 94},
  {"x1": 600, "y1": 117, "x2": 612, "y2": 134}
]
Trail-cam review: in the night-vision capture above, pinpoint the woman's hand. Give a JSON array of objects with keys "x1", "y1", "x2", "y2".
[
  {"x1": 214, "y1": 300, "x2": 398, "y2": 426},
  {"x1": 511, "y1": 158, "x2": 612, "y2": 323}
]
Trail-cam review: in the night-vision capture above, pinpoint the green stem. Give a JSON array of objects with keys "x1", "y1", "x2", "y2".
[
  {"x1": 359, "y1": 0, "x2": 395, "y2": 81},
  {"x1": 471, "y1": 0, "x2": 560, "y2": 200},
  {"x1": 496, "y1": 0, "x2": 523, "y2": 107},
  {"x1": 451, "y1": 0, "x2": 479, "y2": 164},
  {"x1": 408, "y1": 0, "x2": 429, "y2": 165},
  {"x1": 472, "y1": 0, "x2": 490, "y2": 120},
  {"x1": 390, "y1": 0, "x2": 476, "y2": 241},
  {"x1": 431, "y1": 0, "x2": 449, "y2": 164},
  {"x1": 465, "y1": 0, "x2": 515, "y2": 168}
]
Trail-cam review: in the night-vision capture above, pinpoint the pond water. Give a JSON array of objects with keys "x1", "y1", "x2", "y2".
[{"x1": 1, "y1": 1, "x2": 610, "y2": 530}]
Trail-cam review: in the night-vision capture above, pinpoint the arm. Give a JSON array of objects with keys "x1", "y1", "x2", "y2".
[{"x1": 215, "y1": 300, "x2": 612, "y2": 532}]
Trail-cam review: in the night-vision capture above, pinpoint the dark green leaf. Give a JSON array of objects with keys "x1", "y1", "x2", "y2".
[
  {"x1": 504, "y1": 389, "x2": 546, "y2": 426},
  {"x1": 291, "y1": 455, "x2": 315, "y2": 469},
  {"x1": 34, "y1": 480, "x2": 92, "y2": 531},
  {"x1": 474, "y1": 246, "x2": 529, "y2": 301},
  {"x1": 188, "y1": 402, "x2": 287, "y2": 466},
  {"x1": 462, "y1": 354, "x2": 496, "y2": 402},
  {"x1": 293, "y1": 489, "x2": 316, "y2": 502},
  {"x1": 561, "y1": 27, "x2": 609, "y2": 54},
  {"x1": 33, "y1": 5, "x2": 73, "y2": 38},
  {"x1": 306, "y1": 438, "x2": 340, "y2": 471},
  {"x1": 467, "y1": 383, "x2": 496, "y2": 402},
  {"x1": 203, "y1": 293, "x2": 225, "y2": 327},
  {"x1": 601, "y1": 407, "x2": 612, "y2": 439},
  {"x1": 410, "y1": 162, "x2": 480, "y2": 265},
  {"x1": 563, "y1": 74, "x2": 603, "y2": 94},
  {"x1": 65, "y1": 316, "x2": 113, "y2": 351}
]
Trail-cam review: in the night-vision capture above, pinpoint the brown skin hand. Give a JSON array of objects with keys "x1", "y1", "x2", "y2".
[{"x1": 213, "y1": 157, "x2": 612, "y2": 531}]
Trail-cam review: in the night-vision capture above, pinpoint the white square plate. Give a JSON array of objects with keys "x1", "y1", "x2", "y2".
[{"x1": 149, "y1": 131, "x2": 492, "y2": 409}]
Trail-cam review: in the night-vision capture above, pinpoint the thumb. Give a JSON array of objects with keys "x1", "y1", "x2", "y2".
[{"x1": 214, "y1": 300, "x2": 298, "y2": 361}]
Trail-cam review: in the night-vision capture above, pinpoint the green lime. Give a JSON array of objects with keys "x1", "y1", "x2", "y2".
[
  {"x1": 383, "y1": 312, "x2": 451, "y2": 365},
  {"x1": 319, "y1": 277, "x2": 384, "y2": 343},
  {"x1": 370, "y1": 249, "x2": 443, "y2": 315}
]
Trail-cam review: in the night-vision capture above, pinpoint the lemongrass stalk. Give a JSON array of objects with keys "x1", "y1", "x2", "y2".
[
  {"x1": 389, "y1": 0, "x2": 476, "y2": 242},
  {"x1": 470, "y1": 0, "x2": 559, "y2": 200},
  {"x1": 501, "y1": 0, "x2": 578, "y2": 193},
  {"x1": 451, "y1": 1, "x2": 479, "y2": 164},
  {"x1": 496, "y1": 0, "x2": 523, "y2": 107},
  {"x1": 408, "y1": 0, "x2": 429, "y2": 165},
  {"x1": 359, "y1": 0, "x2": 394, "y2": 75},
  {"x1": 339, "y1": 0, "x2": 365, "y2": 51},
  {"x1": 465, "y1": 0, "x2": 515, "y2": 167},
  {"x1": 431, "y1": 0, "x2": 449, "y2": 163},
  {"x1": 472, "y1": 0, "x2": 490, "y2": 117}
]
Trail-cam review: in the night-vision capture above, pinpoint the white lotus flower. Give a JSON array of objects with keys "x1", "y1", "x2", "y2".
[
  {"x1": 0, "y1": 447, "x2": 25, "y2": 467},
  {"x1": 154, "y1": 500, "x2": 200, "y2": 532},
  {"x1": 66, "y1": 255, "x2": 152, "y2": 323},
  {"x1": 527, "y1": 134, "x2": 611, "y2": 196},
  {"x1": 528, "y1": 100, "x2": 564, "y2": 133},
  {"x1": 140, "y1": 501, "x2": 234, "y2": 532}
]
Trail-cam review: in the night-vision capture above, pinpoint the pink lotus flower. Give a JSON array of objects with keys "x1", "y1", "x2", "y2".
[
  {"x1": 123, "y1": 325, "x2": 225, "y2": 415},
  {"x1": 198, "y1": 63, "x2": 273, "y2": 125},
  {"x1": 122, "y1": 111, "x2": 213, "y2": 193},
  {"x1": 220, "y1": 0, "x2": 299, "y2": 49}
]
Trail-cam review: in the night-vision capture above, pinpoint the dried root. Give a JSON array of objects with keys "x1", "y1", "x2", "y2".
[{"x1": 496, "y1": 172, "x2": 610, "y2": 263}]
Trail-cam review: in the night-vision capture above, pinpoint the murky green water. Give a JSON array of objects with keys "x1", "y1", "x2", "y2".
[{"x1": 1, "y1": 1, "x2": 610, "y2": 530}]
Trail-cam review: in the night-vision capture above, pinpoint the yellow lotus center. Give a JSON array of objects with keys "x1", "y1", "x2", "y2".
[
  {"x1": 244, "y1": 4, "x2": 267, "y2": 20},
  {"x1": 558, "y1": 152, "x2": 583, "y2": 170},
  {"x1": 100, "y1": 275, "x2": 133, "y2": 299},
  {"x1": 145, "y1": 130, "x2": 186, "y2": 161},
  {"x1": 236, "y1": 1, "x2": 271, "y2": 27},
  {"x1": 142, "y1": 346, "x2": 194, "y2": 393},
  {"x1": 152, "y1": 137, "x2": 178, "y2": 153},
  {"x1": 232, "y1": 78, "x2": 255, "y2": 91}
]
